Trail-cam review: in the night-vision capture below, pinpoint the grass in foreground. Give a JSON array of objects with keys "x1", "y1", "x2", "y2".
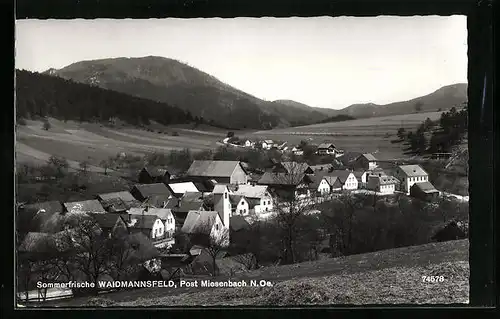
[{"x1": 88, "y1": 260, "x2": 468, "y2": 306}]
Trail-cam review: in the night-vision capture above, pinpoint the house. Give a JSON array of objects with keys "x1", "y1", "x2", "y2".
[
  {"x1": 244, "y1": 140, "x2": 255, "y2": 148},
  {"x1": 258, "y1": 172, "x2": 312, "y2": 200},
  {"x1": 138, "y1": 166, "x2": 172, "y2": 184},
  {"x1": 89, "y1": 213, "x2": 129, "y2": 239},
  {"x1": 308, "y1": 173, "x2": 331, "y2": 196},
  {"x1": 366, "y1": 175, "x2": 399, "y2": 195},
  {"x1": 230, "y1": 184, "x2": 273, "y2": 215},
  {"x1": 323, "y1": 175, "x2": 343, "y2": 192},
  {"x1": 141, "y1": 194, "x2": 170, "y2": 208},
  {"x1": 261, "y1": 140, "x2": 274, "y2": 150},
  {"x1": 353, "y1": 153, "x2": 378, "y2": 171},
  {"x1": 128, "y1": 213, "x2": 165, "y2": 241},
  {"x1": 273, "y1": 161, "x2": 314, "y2": 175},
  {"x1": 317, "y1": 143, "x2": 336, "y2": 155},
  {"x1": 165, "y1": 192, "x2": 207, "y2": 232},
  {"x1": 63, "y1": 200, "x2": 106, "y2": 214},
  {"x1": 291, "y1": 146, "x2": 304, "y2": 156},
  {"x1": 129, "y1": 207, "x2": 176, "y2": 239},
  {"x1": 394, "y1": 165, "x2": 430, "y2": 194},
  {"x1": 167, "y1": 182, "x2": 199, "y2": 198},
  {"x1": 186, "y1": 160, "x2": 248, "y2": 185},
  {"x1": 96, "y1": 191, "x2": 141, "y2": 213},
  {"x1": 181, "y1": 210, "x2": 229, "y2": 246},
  {"x1": 410, "y1": 181, "x2": 440, "y2": 201},
  {"x1": 329, "y1": 170, "x2": 358, "y2": 190},
  {"x1": 130, "y1": 183, "x2": 173, "y2": 202}
]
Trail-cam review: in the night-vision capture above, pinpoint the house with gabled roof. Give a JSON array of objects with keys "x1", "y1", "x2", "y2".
[
  {"x1": 353, "y1": 153, "x2": 378, "y2": 171},
  {"x1": 230, "y1": 184, "x2": 273, "y2": 215},
  {"x1": 186, "y1": 160, "x2": 248, "y2": 185},
  {"x1": 258, "y1": 172, "x2": 312, "y2": 200},
  {"x1": 63, "y1": 200, "x2": 106, "y2": 214},
  {"x1": 366, "y1": 175, "x2": 399, "y2": 195},
  {"x1": 96, "y1": 191, "x2": 141, "y2": 213},
  {"x1": 410, "y1": 181, "x2": 440, "y2": 201},
  {"x1": 329, "y1": 170, "x2": 358, "y2": 191},
  {"x1": 89, "y1": 213, "x2": 129, "y2": 239},
  {"x1": 130, "y1": 183, "x2": 173, "y2": 202},
  {"x1": 317, "y1": 143, "x2": 336, "y2": 155},
  {"x1": 128, "y1": 213, "x2": 165, "y2": 241},
  {"x1": 273, "y1": 161, "x2": 314, "y2": 175},
  {"x1": 395, "y1": 164, "x2": 430, "y2": 194},
  {"x1": 181, "y1": 210, "x2": 228, "y2": 246},
  {"x1": 129, "y1": 207, "x2": 176, "y2": 239},
  {"x1": 138, "y1": 166, "x2": 172, "y2": 184}
]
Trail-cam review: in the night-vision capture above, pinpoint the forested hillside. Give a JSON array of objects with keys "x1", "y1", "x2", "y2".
[{"x1": 15, "y1": 70, "x2": 209, "y2": 127}]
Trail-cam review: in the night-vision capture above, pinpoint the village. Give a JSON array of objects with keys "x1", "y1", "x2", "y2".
[{"x1": 16, "y1": 138, "x2": 468, "y2": 303}]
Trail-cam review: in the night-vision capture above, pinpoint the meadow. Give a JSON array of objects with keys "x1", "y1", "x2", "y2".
[{"x1": 252, "y1": 111, "x2": 443, "y2": 160}]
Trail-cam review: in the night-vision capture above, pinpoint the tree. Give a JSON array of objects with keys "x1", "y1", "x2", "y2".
[
  {"x1": 188, "y1": 221, "x2": 230, "y2": 277},
  {"x1": 227, "y1": 131, "x2": 235, "y2": 138},
  {"x1": 79, "y1": 160, "x2": 90, "y2": 175},
  {"x1": 58, "y1": 214, "x2": 112, "y2": 295},
  {"x1": 47, "y1": 156, "x2": 69, "y2": 178},
  {"x1": 43, "y1": 120, "x2": 51, "y2": 131},
  {"x1": 99, "y1": 158, "x2": 114, "y2": 175},
  {"x1": 271, "y1": 162, "x2": 314, "y2": 264},
  {"x1": 414, "y1": 101, "x2": 424, "y2": 113}
]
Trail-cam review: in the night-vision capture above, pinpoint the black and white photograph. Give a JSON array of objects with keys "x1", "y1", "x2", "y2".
[{"x1": 14, "y1": 16, "x2": 469, "y2": 307}]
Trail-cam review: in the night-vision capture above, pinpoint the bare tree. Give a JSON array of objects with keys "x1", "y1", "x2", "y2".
[
  {"x1": 99, "y1": 158, "x2": 113, "y2": 175},
  {"x1": 270, "y1": 161, "x2": 314, "y2": 264},
  {"x1": 58, "y1": 214, "x2": 112, "y2": 295},
  {"x1": 188, "y1": 221, "x2": 230, "y2": 277},
  {"x1": 47, "y1": 156, "x2": 69, "y2": 178}
]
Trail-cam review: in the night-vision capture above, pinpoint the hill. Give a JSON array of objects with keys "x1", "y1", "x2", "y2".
[
  {"x1": 15, "y1": 70, "x2": 205, "y2": 128},
  {"x1": 326, "y1": 83, "x2": 467, "y2": 119},
  {"x1": 44, "y1": 56, "x2": 331, "y2": 129},
  {"x1": 39, "y1": 239, "x2": 468, "y2": 306}
]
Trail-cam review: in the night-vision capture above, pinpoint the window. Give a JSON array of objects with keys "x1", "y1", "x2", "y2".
[
  {"x1": 225, "y1": 193, "x2": 228, "y2": 199},
  {"x1": 215, "y1": 224, "x2": 219, "y2": 230}
]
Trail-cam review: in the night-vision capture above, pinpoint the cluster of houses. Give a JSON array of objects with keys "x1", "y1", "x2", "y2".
[
  {"x1": 221, "y1": 138, "x2": 345, "y2": 157},
  {"x1": 17, "y1": 152, "x2": 441, "y2": 266}
]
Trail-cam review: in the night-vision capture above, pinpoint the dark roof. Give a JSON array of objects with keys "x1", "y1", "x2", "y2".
[
  {"x1": 181, "y1": 211, "x2": 219, "y2": 234},
  {"x1": 142, "y1": 194, "x2": 171, "y2": 208},
  {"x1": 132, "y1": 183, "x2": 172, "y2": 199},
  {"x1": 258, "y1": 172, "x2": 306, "y2": 186},
  {"x1": 246, "y1": 197, "x2": 261, "y2": 208},
  {"x1": 230, "y1": 215, "x2": 250, "y2": 232},
  {"x1": 324, "y1": 175, "x2": 343, "y2": 188},
  {"x1": 317, "y1": 143, "x2": 336, "y2": 149},
  {"x1": 187, "y1": 160, "x2": 245, "y2": 178},
  {"x1": 307, "y1": 173, "x2": 327, "y2": 189},
  {"x1": 90, "y1": 213, "x2": 122, "y2": 229},
  {"x1": 165, "y1": 193, "x2": 205, "y2": 213},
  {"x1": 398, "y1": 165, "x2": 428, "y2": 177},
  {"x1": 97, "y1": 191, "x2": 142, "y2": 212},
  {"x1": 129, "y1": 214, "x2": 160, "y2": 230},
  {"x1": 22, "y1": 201, "x2": 64, "y2": 215},
  {"x1": 360, "y1": 153, "x2": 377, "y2": 161},
  {"x1": 171, "y1": 211, "x2": 188, "y2": 225},
  {"x1": 63, "y1": 200, "x2": 106, "y2": 214},
  {"x1": 338, "y1": 152, "x2": 363, "y2": 165},
  {"x1": 129, "y1": 208, "x2": 173, "y2": 220},
  {"x1": 142, "y1": 166, "x2": 170, "y2": 178},
  {"x1": 229, "y1": 194, "x2": 243, "y2": 206},
  {"x1": 328, "y1": 170, "x2": 353, "y2": 184},
  {"x1": 310, "y1": 164, "x2": 333, "y2": 172},
  {"x1": 411, "y1": 181, "x2": 439, "y2": 193}
]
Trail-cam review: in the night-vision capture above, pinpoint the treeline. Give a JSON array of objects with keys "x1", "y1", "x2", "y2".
[
  {"x1": 318, "y1": 114, "x2": 356, "y2": 124},
  {"x1": 15, "y1": 70, "x2": 205, "y2": 127},
  {"x1": 396, "y1": 105, "x2": 468, "y2": 155}
]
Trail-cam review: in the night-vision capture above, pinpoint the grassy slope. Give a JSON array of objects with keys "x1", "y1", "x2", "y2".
[{"x1": 44, "y1": 239, "x2": 468, "y2": 307}]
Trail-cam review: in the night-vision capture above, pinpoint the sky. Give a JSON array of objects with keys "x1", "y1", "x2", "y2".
[{"x1": 15, "y1": 16, "x2": 467, "y2": 109}]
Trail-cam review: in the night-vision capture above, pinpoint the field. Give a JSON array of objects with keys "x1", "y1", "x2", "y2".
[
  {"x1": 36, "y1": 239, "x2": 469, "y2": 307},
  {"x1": 252, "y1": 111, "x2": 444, "y2": 160},
  {"x1": 15, "y1": 119, "x2": 227, "y2": 167}
]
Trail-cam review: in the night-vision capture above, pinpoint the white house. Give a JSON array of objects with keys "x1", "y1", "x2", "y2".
[
  {"x1": 261, "y1": 140, "x2": 274, "y2": 150},
  {"x1": 366, "y1": 175, "x2": 398, "y2": 195},
  {"x1": 244, "y1": 140, "x2": 255, "y2": 148},
  {"x1": 230, "y1": 184, "x2": 274, "y2": 216},
  {"x1": 129, "y1": 207, "x2": 176, "y2": 239},
  {"x1": 317, "y1": 143, "x2": 336, "y2": 155},
  {"x1": 229, "y1": 195, "x2": 250, "y2": 216},
  {"x1": 329, "y1": 170, "x2": 358, "y2": 191},
  {"x1": 291, "y1": 146, "x2": 304, "y2": 156},
  {"x1": 394, "y1": 165, "x2": 429, "y2": 194},
  {"x1": 128, "y1": 213, "x2": 165, "y2": 240},
  {"x1": 353, "y1": 153, "x2": 378, "y2": 171}
]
